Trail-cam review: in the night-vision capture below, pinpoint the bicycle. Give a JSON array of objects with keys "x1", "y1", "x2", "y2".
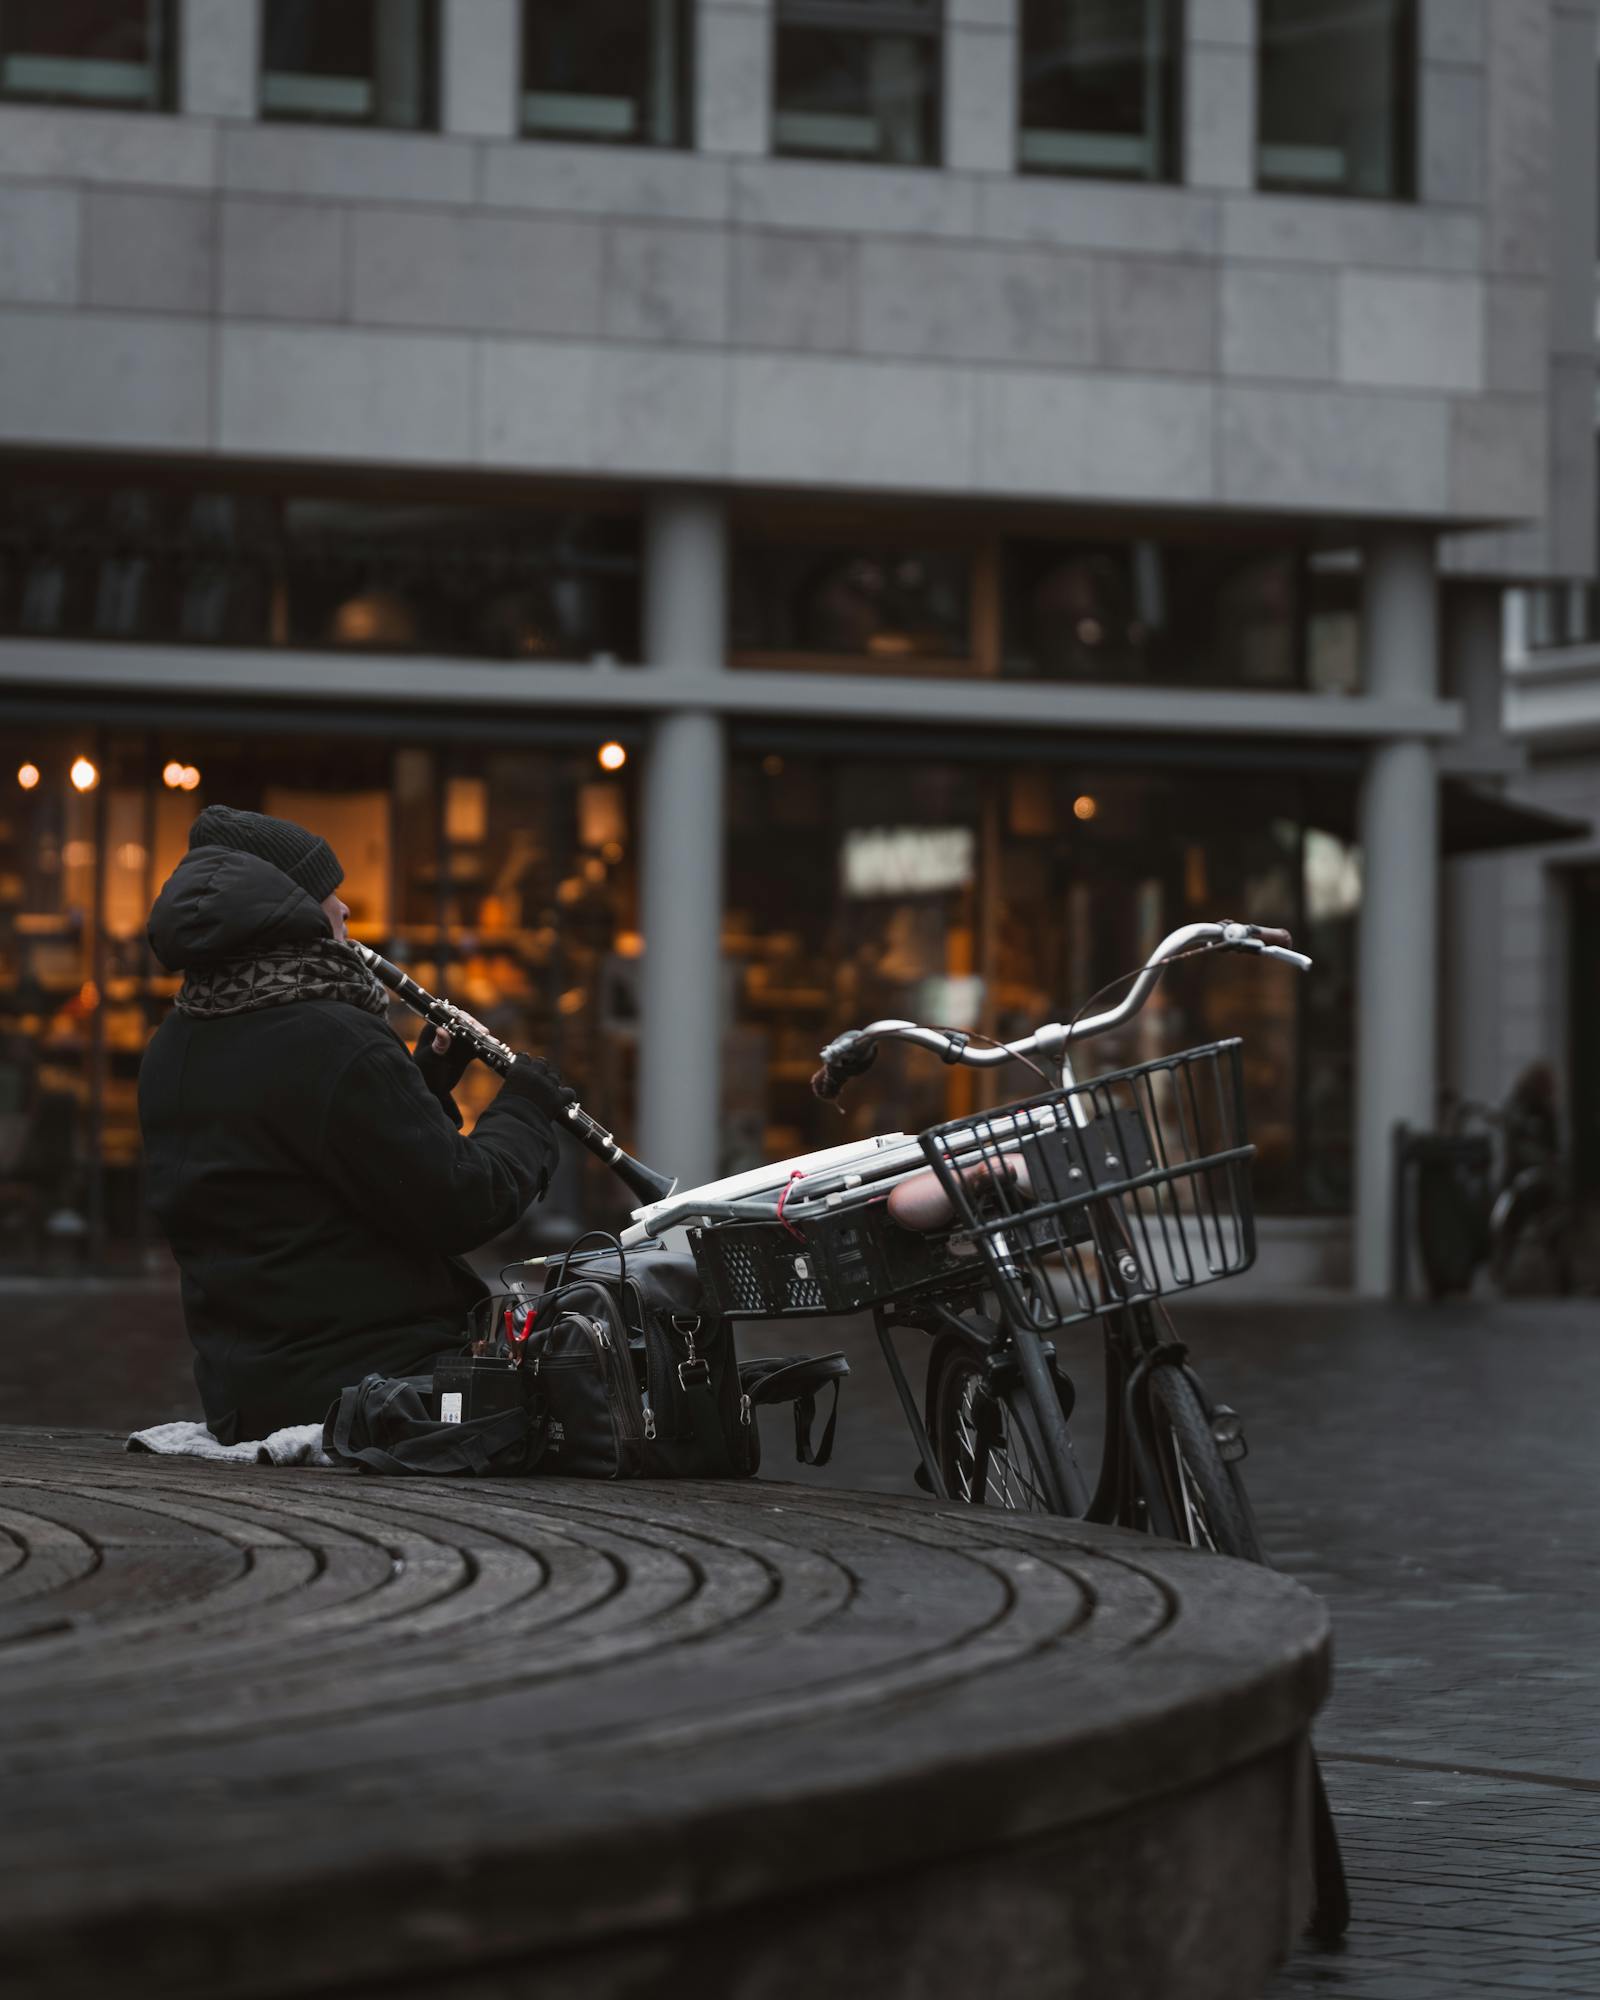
[{"x1": 619, "y1": 916, "x2": 1349, "y2": 1941}]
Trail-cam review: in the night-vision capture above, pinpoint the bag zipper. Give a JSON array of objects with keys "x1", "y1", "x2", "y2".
[{"x1": 575, "y1": 1311, "x2": 645, "y2": 1446}]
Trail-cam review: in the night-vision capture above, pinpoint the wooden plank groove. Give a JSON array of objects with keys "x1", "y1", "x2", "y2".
[{"x1": 0, "y1": 1427, "x2": 1331, "y2": 2000}]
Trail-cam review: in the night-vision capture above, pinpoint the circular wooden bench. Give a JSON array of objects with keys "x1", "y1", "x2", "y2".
[{"x1": 0, "y1": 1426, "x2": 1328, "y2": 2000}]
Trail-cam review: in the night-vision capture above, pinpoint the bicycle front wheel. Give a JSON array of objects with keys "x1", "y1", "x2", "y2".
[
  {"x1": 1144, "y1": 1362, "x2": 1264, "y2": 1563},
  {"x1": 925, "y1": 1334, "x2": 1057, "y2": 1514}
]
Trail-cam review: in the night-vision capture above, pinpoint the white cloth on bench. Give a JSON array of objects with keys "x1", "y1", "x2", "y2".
[{"x1": 126, "y1": 1419, "x2": 334, "y2": 1468}]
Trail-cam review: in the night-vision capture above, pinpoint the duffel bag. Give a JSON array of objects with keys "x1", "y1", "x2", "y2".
[
  {"x1": 480, "y1": 1234, "x2": 848, "y2": 1480},
  {"x1": 323, "y1": 1370, "x2": 542, "y2": 1477}
]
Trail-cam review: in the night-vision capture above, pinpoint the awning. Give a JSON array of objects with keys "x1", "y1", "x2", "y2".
[{"x1": 1441, "y1": 780, "x2": 1593, "y2": 856}]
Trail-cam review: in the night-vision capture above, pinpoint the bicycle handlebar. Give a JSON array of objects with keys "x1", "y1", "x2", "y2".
[{"x1": 812, "y1": 919, "x2": 1310, "y2": 1098}]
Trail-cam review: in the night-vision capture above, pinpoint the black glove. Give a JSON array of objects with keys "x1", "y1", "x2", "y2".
[
  {"x1": 412, "y1": 1030, "x2": 474, "y2": 1098},
  {"x1": 501, "y1": 1053, "x2": 578, "y2": 1121}
]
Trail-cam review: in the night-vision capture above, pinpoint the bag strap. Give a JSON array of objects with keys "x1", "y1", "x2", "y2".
[
  {"x1": 738, "y1": 1354, "x2": 848, "y2": 1468},
  {"x1": 792, "y1": 1381, "x2": 840, "y2": 1467}
]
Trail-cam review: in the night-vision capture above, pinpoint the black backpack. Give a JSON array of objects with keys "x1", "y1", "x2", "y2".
[{"x1": 506, "y1": 1236, "x2": 846, "y2": 1481}]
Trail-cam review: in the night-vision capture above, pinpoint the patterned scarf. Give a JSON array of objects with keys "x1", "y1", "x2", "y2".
[{"x1": 175, "y1": 939, "x2": 389, "y2": 1020}]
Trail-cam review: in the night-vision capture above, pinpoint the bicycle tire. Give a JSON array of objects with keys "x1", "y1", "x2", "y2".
[
  {"x1": 925, "y1": 1334, "x2": 1057, "y2": 1514},
  {"x1": 1144, "y1": 1361, "x2": 1265, "y2": 1563}
]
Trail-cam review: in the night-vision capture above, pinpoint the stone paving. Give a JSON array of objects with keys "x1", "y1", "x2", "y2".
[
  {"x1": 3, "y1": 1282, "x2": 1596, "y2": 1997},
  {"x1": 804, "y1": 1295, "x2": 1600, "y2": 2000}
]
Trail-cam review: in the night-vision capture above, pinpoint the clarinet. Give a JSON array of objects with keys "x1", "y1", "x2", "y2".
[{"x1": 351, "y1": 942, "x2": 677, "y2": 1209}]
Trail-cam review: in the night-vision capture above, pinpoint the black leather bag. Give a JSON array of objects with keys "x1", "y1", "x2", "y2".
[
  {"x1": 498, "y1": 1237, "x2": 847, "y2": 1481},
  {"x1": 526, "y1": 1238, "x2": 751, "y2": 1478}
]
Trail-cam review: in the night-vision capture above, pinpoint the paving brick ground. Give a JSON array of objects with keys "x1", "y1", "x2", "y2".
[{"x1": 3, "y1": 1281, "x2": 1595, "y2": 1996}]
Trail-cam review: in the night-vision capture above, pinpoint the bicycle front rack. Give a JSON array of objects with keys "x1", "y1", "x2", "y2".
[{"x1": 919, "y1": 1039, "x2": 1257, "y2": 1333}]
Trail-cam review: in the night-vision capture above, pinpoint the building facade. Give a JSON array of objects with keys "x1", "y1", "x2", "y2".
[{"x1": 0, "y1": 0, "x2": 1594, "y2": 1290}]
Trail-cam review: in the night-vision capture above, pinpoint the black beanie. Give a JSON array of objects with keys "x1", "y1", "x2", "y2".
[{"x1": 187, "y1": 804, "x2": 344, "y2": 903}]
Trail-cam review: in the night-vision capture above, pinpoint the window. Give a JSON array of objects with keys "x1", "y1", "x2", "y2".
[
  {"x1": 1019, "y1": 0, "x2": 1181, "y2": 181},
  {"x1": 521, "y1": 0, "x2": 692, "y2": 147},
  {"x1": 0, "y1": 0, "x2": 173, "y2": 110},
  {"x1": 0, "y1": 474, "x2": 643, "y2": 663},
  {"x1": 1257, "y1": 0, "x2": 1416, "y2": 199},
  {"x1": 0, "y1": 731, "x2": 641, "y2": 1270},
  {"x1": 1003, "y1": 542, "x2": 1312, "y2": 689},
  {"x1": 732, "y1": 539, "x2": 973, "y2": 669},
  {"x1": 725, "y1": 751, "x2": 1345, "y2": 1211},
  {"x1": 774, "y1": 1, "x2": 942, "y2": 167},
  {"x1": 261, "y1": 0, "x2": 438, "y2": 129}
]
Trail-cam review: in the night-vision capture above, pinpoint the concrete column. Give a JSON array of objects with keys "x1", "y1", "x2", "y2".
[
  {"x1": 698, "y1": 2, "x2": 771, "y2": 156},
  {"x1": 1185, "y1": 0, "x2": 1255, "y2": 190},
  {"x1": 181, "y1": 0, "x2": 259, "y2": 119},
  {"x1": 638, "y1": 494, "x2": 727, "y2": 1191},
  {"x1": 1442, "y1": 584, "x2": 1508, "y2": 1115},
  {"x1": 441, "y1": 0, "x2": 518, "y2": 138},
  {"x1": 945, "y1": 7, "x2": 1017, "y2": 174},
  {"x1": 1355, "y1": 531, "x2": 1440, "y2": 1294}
]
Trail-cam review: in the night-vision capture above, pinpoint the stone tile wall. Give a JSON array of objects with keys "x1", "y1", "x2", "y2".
[{"x1": 0, "y1": 0, "x2": 1579, "y2": 551}]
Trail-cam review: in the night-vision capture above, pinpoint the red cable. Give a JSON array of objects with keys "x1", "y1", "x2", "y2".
[{"x1": 776, "y1": 1169, "x2": 807, "y2": 1242}]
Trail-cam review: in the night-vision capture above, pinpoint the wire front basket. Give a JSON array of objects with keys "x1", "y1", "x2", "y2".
[{"x1": 918, "y1": 1039, "x2": 1256, "y2": 1333}]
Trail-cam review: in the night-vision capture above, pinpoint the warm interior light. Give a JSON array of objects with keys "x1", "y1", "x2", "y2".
[
  {"x1": 1073, "y1": 794, "x2": 1097, "y2": 822},
  {"x1": 69, "y1": 757, "x2": 99, "y2": 793},
  {"x1": 761, "y1": 754, "x2": 785, "y2": 777},
  {"x1": 16, "y1": 763, "x2": 39, "y2": 790},
  {"x1": 179, "y1": 765, "x2": 201, "y2": 791},
  {"x1": 162, "y1": 761, "x2": 186, "y2": 789},
  {"x1": 597, "y1": 741, "x2": 627, "y2": 772}
]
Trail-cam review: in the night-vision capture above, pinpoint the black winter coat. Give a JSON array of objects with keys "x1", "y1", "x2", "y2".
[{"x1": 139, "y1": 848, "x2": 559, "y2": 1440}]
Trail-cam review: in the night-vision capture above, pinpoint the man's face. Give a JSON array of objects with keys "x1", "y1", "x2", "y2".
[{"x1": 321, "y1": 891, "x2": 350, "y2": 941}]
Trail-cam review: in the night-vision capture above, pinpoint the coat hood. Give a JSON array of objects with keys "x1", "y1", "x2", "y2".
[{"x1": 147, "y1": 847, "x2": 332, "y2": 972}]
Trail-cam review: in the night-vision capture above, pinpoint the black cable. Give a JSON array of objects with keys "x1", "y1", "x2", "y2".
[{"x1": 1062, "y1": 940, "x2": 1223, "y2": 1051}]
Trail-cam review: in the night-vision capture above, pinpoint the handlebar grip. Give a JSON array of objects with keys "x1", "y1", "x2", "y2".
[
  {"x1": 1252, "y1": 926, "x2": 1294, "y2": 948},
  {"x1": 811, "y1": 1062, "x2": 845, "y2": 1102},
  {"x1": 811, "y1": 1035, "x2": 879, "y2": 1100}
]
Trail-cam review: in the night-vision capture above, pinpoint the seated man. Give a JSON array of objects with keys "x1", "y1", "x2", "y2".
[{"x1": 139, "y1": 804, "x2": 570, "y2": 1441}]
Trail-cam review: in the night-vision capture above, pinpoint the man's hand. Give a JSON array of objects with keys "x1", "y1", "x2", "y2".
[
  {"x1": 502, "y1": 1054, "x2": 579, "y2": 1120},
  {"x1": 412, "y1": 1014, "x2": 483, "y2": 1098}
]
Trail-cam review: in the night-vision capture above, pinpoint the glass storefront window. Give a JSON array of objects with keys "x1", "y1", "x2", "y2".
[
  {"x1": 261, "y1": 0, "x2": 438, "y2": 129},
  {"x1": 522, "y1": 0, "x2": 692, "y2": 147},
  {"x1": 0, "y1": 476, "x2": 643, "y2": 663},
  {"x1": 725, "y1": 751, "x2": 1353, "y2": 1215},
  {"x1": 1003, "y1": 542, "x2": 1305, "y2": 689},
  {"x1": 1019, "y1": 0, "x2": 1181, "y2": 181},
  {"x1": 773, "y1": 1, "x2": 941, "y2": 166},
  {"x1": 0, "y1": 730, "x2": 641, "y2": 1272},
  {"x1": 731, "y1": 540, "x2": 973, "y2": 668},
  {"x1": 0, "y1": 0, "x2": 173, "y2": 110},
  {"x1": 1257, "y1": 0, "x2": 1417, "y2": 200}
]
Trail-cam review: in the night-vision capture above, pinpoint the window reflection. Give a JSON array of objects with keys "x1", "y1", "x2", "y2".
[
  {"x1": 726, "y1": 752, "x2": 1351, "y2": 1214},
  {"x1": 1019, "y1": 0, "x2": 1181, "y2": 181},
  {"x1": 1258, "y1": 0, "x2": 1417, "y2": 199},
  {"x1": 732, "y1": 541, "x2": 972, "y2": 666},
  {"x1": 0, "y1": 734, "x2": 641, "y2": 1271},
  {"x1": 0, "y1": 0, "x2": 173, "y2": 110},
  {"x1": 1004, "y1": 542, "x2": 1304, "y2": 689},
  {"x1": 522, "y1": 0, "x2": 692, "y2": 147},
  {"x1": 0, "y1": 479, "x2": 643, "y2": 663},
  {"x1": 774, "y1": 1, "x2": 942, "y2": 166},
  {"x1": 261, "y1": 0, "x2": 437, "y2": 129}
]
